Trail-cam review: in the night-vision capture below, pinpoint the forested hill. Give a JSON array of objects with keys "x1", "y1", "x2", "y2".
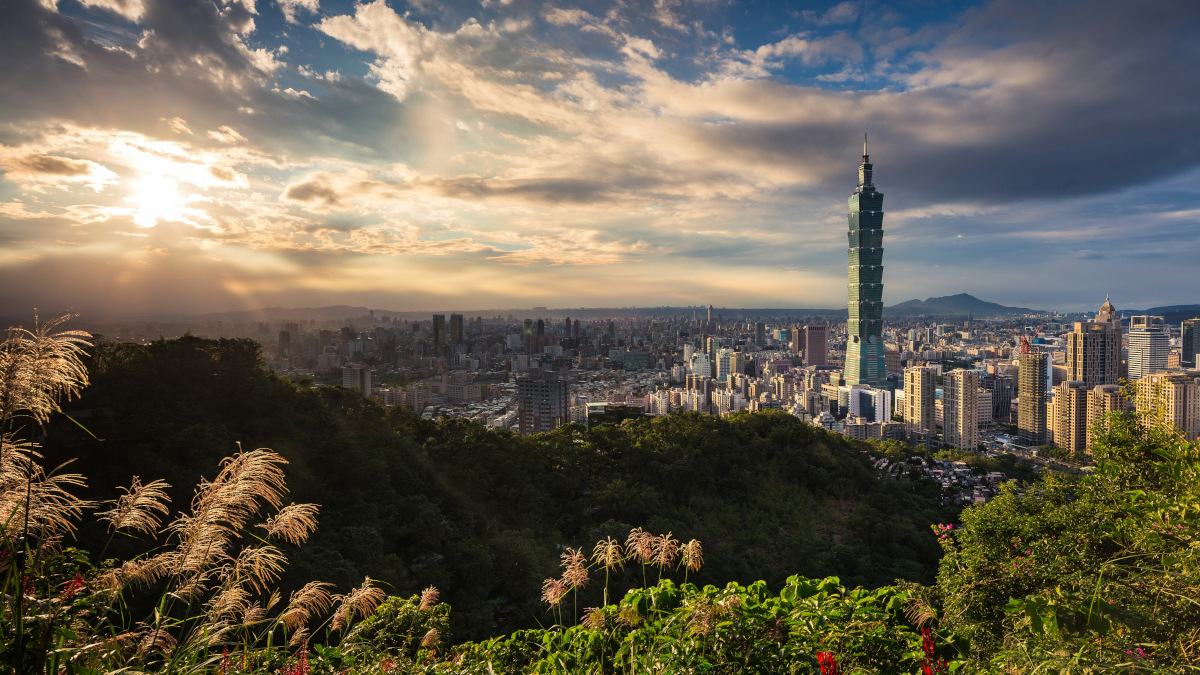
[{"x1": 42, "y1": 337, "x2": 951, "y2": 641}]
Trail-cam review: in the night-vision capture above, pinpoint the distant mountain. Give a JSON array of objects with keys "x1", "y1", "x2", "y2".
[
  {"x1": 885, "y1": 293, "x2": 1038, "y2": 318},
  {"x1": 1141, "y1": 304, "x2": 1200, "y2": 326}
]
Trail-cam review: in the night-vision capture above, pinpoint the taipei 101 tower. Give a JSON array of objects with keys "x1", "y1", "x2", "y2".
[{"x1": 843, "y1": 133, "x2": 886, "y2": 386}]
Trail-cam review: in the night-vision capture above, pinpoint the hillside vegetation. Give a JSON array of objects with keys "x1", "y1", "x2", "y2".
[{"x1": 40, "y1": 336, "x2": 949, "y2": 641}]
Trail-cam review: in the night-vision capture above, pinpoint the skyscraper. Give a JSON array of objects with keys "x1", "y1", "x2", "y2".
[
  {"x1": 943, "y1": 369, "x2": 980, "y2": 451},
  {"x1": 1135, "y1": 371, "x2": 1200, "y2": 442},
  {"x1": 432, "y1": 314, "x2": 445, "y2": 350},
  {"x1": 903, "y1": 366, "x2": 936, "y2": 444},
  {"x1": 804, "y1": 325, "x2": 828, "y2": 367},
  {"x1": 1182, "y1": 318, "x2": 1200, "y2": 368},
  {"x1": 1018, "y1": 350, "x2": 1049, "y2": 447},
  {"x1": 1066, "y1": 296, "x2": 1121, "y2": 388},
  {"x1": 449, "y1": 313, "x2": 464, "y2": 346},
  {"x1": 1128, "y1": 316, "x2": 1169, "y2": 380},
  {"x1": 843, "y1": 134, "x2": 886, "y2": 386},
  {"x1": 517, "y1": 371, "x2": 570, "y2": 435},
  {"x1": 1086, "y1": 384, "x2": 1124, "y2": 449},
  {"x1": 1052, "y1": 380, "x2": 1089, "y2": 456}
]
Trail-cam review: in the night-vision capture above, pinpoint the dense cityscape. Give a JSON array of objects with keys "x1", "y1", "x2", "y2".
[{"x1": 75, "y1": 141, "x2": 1200, "y2": 487}]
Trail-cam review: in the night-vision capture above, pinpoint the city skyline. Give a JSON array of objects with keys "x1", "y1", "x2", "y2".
[{"x1": 2, "y1": 0, "x2": 1200, "y2": 317}]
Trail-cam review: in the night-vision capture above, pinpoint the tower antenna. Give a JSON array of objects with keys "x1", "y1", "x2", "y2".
[{"x1": 863, "y1": 132, "x2": 868, "y2": 157}]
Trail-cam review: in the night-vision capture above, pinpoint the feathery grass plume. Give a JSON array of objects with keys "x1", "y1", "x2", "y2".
[
  {"x1": 172, "y1": 571, "x2": 212, "y2": 601},
  {"x1": 138, "y1": 624, "x2": 177, "y2": 656},
  {"x1": 98, "y1": 477, "x2": 172, "y2": 536},
  {"x1": 625, "y1": 527, "x2": 655, "y2": 565},
  {"x1": 680, "y1": 539, "x2": 703, "y2": 572},
  {"x1": 592, "y1": 537, "x2": 624, "y2": 570},
  {"x1": 541, "y1": 577, "x2": 566, "y2": 607},
  {"x1": 258, "y1": 502, "x2": 319, "y2": 545},
  {"x1": 686, "y1": 598, "x2": 716, "y2": 637},
  {"x1": 289, "y1": 627, "x2": 310, "y2": 649},
  {"x1": 207, "y1": 581, "x2": 251, "y2": 624},
  {"x1": 904, "y1": 596, "x2": 938, "y2": 628},
  {"x1": 560, "y1": 546, "x2": 589, "y2": 590},
  {"x1": 280, "y1": 581, "x2": 334, "y2": 631},
  {"x1": 582, "y1": 607, "x2": 606, "y2": 630},
  {"x1": 0, "y1": 436, "x2": 88, "y2": 540},
  {"x1": 331, "y1": 577, "x2": 386, "y2": 632},
  {"x1": 419, "y1": 585, "x2": 440, "y2": 610},
  {"x1": 652, "y1": 532, "x2": 680, "y2": 569},
  {"x1": 230, "y1": 544, "x2": 287, "y2": 593},
  {"x1": 0, "y1": 312, "x2": 91, "y2": 425},
  {"x1": 616, "y1": 605, "x2": 643, "y2": 627},
  {"x1": 421, "y1": 628, "x2": 440, "y2": 649},
  {"x1": 165, "y1": 447, "x2": 289, "y2": 585},
  {"x1": 243, "y1": 602, "x2": 266, "y2": 626}
]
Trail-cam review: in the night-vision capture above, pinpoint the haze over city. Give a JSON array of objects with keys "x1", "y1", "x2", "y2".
[{"x1": 2, "y1": 0, "x2": 1199, "y2": 318}]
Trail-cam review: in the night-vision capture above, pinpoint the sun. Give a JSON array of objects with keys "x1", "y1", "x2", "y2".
[{"x1": 128, "y1": 173, "x2": 188, "y2": 227}]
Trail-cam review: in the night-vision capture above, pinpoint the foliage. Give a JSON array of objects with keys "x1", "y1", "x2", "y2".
[
  {"x1": 934, "y1": 412, "x2": 1200, "y2": 671},
  {"x1": 41, "y1": 336, "x2": 952, "y2": 640}
]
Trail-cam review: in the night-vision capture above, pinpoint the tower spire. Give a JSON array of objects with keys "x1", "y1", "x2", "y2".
[{"x1": 863, "y1": 132, "x2": 868, "y2": 159}]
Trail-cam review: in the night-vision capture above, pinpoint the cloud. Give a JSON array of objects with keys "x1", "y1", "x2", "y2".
[
  {"x1": 0, "y1": 146, "x2": 119, "y2": 191},
  {"x1": 277, "y1": 0, "x2": 318, "y2": 23},
  {"x1": 207, "y1": 125, "x2": 248, "y2": 144}
]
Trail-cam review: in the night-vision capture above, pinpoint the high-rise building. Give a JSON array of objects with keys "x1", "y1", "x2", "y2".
[
  {"x1": 432, "y1": 314, "x2": 445, "y2": 350},
  {"x1": 903, "y1": 366, "x2": 936, "y2": 444},
  {"x1": 755, "y1": 322, "x2": 766, "y2": 346},
  {"x1": 1051, "y1": 380, "x2": 1089, "y2": 456},
  {"x1": 449, "y1": 313, "x2": 464, "y2": 346},
  {"x1": 342, "y1": 366, "x2": 373, "y2": 396},
  {"x1": 517, "y1": 371, "x2": 570, "y2": 434},
  {"x1": 804, "y1": 324, "x2": 828, "y2": 367},
  {"x1": 278, "y1": 330, "x2": 291, "y2": 359},
  {"x1": 844, "y1": 135, "x2": 886, "y2": 386},
  {"x1": 1087, "y1": 384, "x2": 1124, "y2": 448},
  {"x1": 1136, "y1": 371, "x2": 1200, "y2": 442},
  {"x1": 789, "y1": 327, "x2": 802, "y2": 355},
  {"x1": 1066, "y1": 297, "x2": 1122, "y2": 388},
  {"x1": 1128, "y1": 316, "x2": 1169, "y2": 380},
  {"x1": 1018, "y1": 350, "x2": 1049, "y2": 447},
  {"x1": 1182, "y1": 318, "x2": 1200, "y2": 368},
  {"x1": 943, "y1": 369, "x2": 979, "y2": 451},
  {"x1": 983, "y1": 374, "x2": 1014, "y2": 423}
]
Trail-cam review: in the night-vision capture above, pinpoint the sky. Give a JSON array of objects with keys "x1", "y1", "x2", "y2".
[{"x1": 1, "y1": 0, "x2": 1199, "y2": 318}]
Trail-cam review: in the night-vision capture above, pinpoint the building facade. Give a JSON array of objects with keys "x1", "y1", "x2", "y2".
[
  {"x1": 1052, "y1": 380, "x2": 1089, "y2": 456},
  {"x1": 1183, "y1": 318, "x2": 1200, "y2": 368},
  {"x1": 1128, "y1": 315, "x2": 1169, "y2": 380},
  {"x1": 843, "y1": 136, "x2": 886, "y2": 386},
  {"x1": 517, "y1": 371, "x2": 570, "y2": 434},
  {"x1": 1087, "y1": 384, "x2": 1125, "y2": 448},
  {"x1": 943, "y1": 369, "x2": 980, "y2": 451},
  {"x1": 804, "y1": 324, "x2": 829, "y2": 367},
  {"x1": 903, "y1": 366, "x2": 936, "y2": 444},
  {"x1": 1066, "y1": 297, "x2": 1122, "y2": 388},
  {"x1": 1135, "y1": 371, "x2": 1200, "y2": 442},
  {"x1": 1018, "y1": 350, "x2": 1049, "y2": 446}
]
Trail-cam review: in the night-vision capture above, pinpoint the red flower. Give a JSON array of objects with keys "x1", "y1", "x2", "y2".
[
  {"x1": 816, "y1": 651, "x2": 841, "y2": 675},
  {"x1": 60, "y1": 573, "x2": 86, "y2": 600}
]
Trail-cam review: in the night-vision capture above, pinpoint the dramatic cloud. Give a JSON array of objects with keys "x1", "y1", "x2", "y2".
[{"x1": 0, "y1": 0, "x2": 1198, "y2": 316}]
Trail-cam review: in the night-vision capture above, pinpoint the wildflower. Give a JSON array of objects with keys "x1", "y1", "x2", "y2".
[
  {"x1": 381, "y1": 659, "x2": 395, "y2": 673},
  {"x1": 218, "y1": 648, "x2": 231, "y2": 675},
  {"x1": 816, "y1": 651, "x2": 841, "y2": 675},
  {"x1": 60, "y1": 572, "x2": 85, "y2": 599}
]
